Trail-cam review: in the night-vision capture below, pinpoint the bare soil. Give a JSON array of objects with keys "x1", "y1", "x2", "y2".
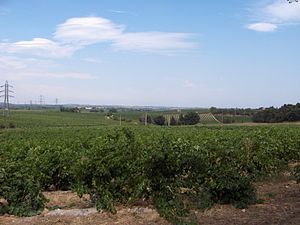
[{"x1": 1, "y1": 175, "x2": 299, "y2": 225}]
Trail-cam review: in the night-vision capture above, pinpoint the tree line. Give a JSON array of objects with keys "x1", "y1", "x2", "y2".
[
  {"x1": 252, "y1": 103, "x2": 300, "y2": 123},
  {"x1": 139, "y1": 111, "x2": 200, "y2": 126},
  {"x1": 210, "y1": 107, "x2": 259, "y2": 116}
]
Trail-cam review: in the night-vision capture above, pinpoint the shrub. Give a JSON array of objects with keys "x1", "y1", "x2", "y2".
[{"x1": 0, "y1": 163, "x2": 46, "y2": 216}]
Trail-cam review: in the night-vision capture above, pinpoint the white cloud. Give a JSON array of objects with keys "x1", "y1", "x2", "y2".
[
  {"x1": 0, "y1": 16, "x2": 196, "y2": 58},
  {"x1": 113, "y1": 32, "x2": 196, "y2": 53},
  {"x1": 265, "y1": 0, "x2": 300, "y2": 22},
  {"x1": 247, "y1": 22, "x2": 278, "y2": 32},
  {"x1": 0, "y1": 55, "x2": 27, "y2": 70},
  {"x1": 54, "y1": 16, "x2": 196, "y2": 53},
  {"x1": 54, "y1": 17, "x2": 123, "y2": 45},
  {"x1": 0, "y1": 38, "x2": 78, "y2": 58},
  {"x1": 248, "y1": 0, "x2": 300, "y2": 32}
]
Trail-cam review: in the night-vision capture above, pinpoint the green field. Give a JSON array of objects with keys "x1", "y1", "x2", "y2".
[
  {"x1": 1, "y1": 110, "x2": 300, "y2": 224},
  {"x1": 0, "y1": 110, "x2": 132, "y2": 128}
]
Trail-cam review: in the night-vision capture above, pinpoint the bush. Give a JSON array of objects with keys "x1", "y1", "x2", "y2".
[
  {"x1": 0, "y1": 163, "x2": 46, "y2": 216},
  {"x1": 26, "y1": 146, "x2": 75, "y2": 191},
  {"x1": 72, "y1": 128, "x2": 147, "y2": 213}
]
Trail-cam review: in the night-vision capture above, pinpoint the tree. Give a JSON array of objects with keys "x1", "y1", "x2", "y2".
[
  {"x1": 252, "y1": 103, "x2": 300, "y2": 123},
  {"x1": 178, "y1": 114, "x2": 185, "y2": 125},
  {"x1": 108, "y1": 108, "x2": 118, "y2": 113},
  {"x1": 170, "y1": 116, "x2": 177, "y2": 126},
  {"x1": 154, "y1": 115, "x2": 165, "y2": 126},
  {"x1": 139, "y1": 114, "x2": 152, "y2": 124},
  {"x1": 183, "y1": 112, "x2": 200, "y2": 125}
]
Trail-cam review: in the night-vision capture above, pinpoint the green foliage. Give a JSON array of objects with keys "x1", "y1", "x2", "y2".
[
  {"x1": 139, "y1": 114, "x2": 152, "y2": 124},
  {"x1": 8, "y1": 122, "x2": 16, "y2": 128},
  {"x1": 210, "y1": 107, "x2": 258, "y2": 116},
  {"x1": 26, "y1": 146, "x2": 76, "y2": 190},
  {"x1": 1, "y1": 120, "x2": 300, "y2": 223},
  {"x1": 72, "y1": 128, "x2": 147, "y2": 213},
  {"x1": 0, "y1": 163, "x2": 46, "y2": 216},
  {"x1": 0, "y1": 122, "x2": 16, "y2": 129},
  {"x1": 154, "y1": 115, "x2": 166, "y2": 126},
  {"x1": 179, "y1": 112, "x2": 200, "y2": 125},
  {"x1": 108, "y1": 108, "x2": 118, "y2": 113},
  {"x1": 253, "y1": 103, "x2": 300, "y2": 123},
  {"x1": 170, "y1": 116, "x2": 177, "y2": 126},
  {"x1": 60, "y1": 107, "x2": 81, "y2": 113}
]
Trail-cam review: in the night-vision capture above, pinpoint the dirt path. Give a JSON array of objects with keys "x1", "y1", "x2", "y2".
[{"x1": 1, "y1": 177, "x2": 299, "y2": 225}]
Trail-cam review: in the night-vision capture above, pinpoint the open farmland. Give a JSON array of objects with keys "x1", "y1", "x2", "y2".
[{"x1": 1, "y1": 110, "x2": 300, "y2": 224}]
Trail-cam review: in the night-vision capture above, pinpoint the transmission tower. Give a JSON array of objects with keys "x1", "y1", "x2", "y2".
[
  {"x1": 39, "y1": 95, "x2": 44, "y2": 106},
  {"x1": 0, "y1": 81, "x2": 14, "y2": 117}
]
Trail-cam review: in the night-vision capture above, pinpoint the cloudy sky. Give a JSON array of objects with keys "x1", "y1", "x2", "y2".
[{"x1": 0, "y1": 0, "x2": 300, "y2": 107}]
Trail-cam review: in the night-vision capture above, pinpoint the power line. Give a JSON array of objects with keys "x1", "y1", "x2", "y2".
[{"x1": 0, "y1": 80, "x2": 14, "y2": 117}]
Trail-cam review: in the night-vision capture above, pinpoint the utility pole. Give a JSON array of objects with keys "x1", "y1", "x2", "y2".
[{"x1": 0, "y1": 81, "x2": 14, "y2": 117}]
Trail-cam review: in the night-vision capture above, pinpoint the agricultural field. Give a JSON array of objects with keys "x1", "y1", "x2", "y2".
[{"x1": 1, "y1": 110, "x2": 300, "y2": 225}]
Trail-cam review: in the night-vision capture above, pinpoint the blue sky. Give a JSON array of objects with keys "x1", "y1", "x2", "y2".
[{"x1": 0, "y1": 0, "x2": 300, "y2": 107}]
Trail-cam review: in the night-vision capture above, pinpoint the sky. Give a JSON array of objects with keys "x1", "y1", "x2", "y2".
[{"x1": 0, "y1": 0, "x2": 300, "y2": 108}]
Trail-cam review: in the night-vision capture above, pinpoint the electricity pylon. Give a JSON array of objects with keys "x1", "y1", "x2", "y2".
[{"x1": 0, "y1": 81, "x2": 14, "y2": 117}]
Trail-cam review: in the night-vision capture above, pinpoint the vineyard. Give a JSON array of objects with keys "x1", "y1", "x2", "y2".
[{"x1": 1, "y1": 112, "x2": 300, "y2": 224}]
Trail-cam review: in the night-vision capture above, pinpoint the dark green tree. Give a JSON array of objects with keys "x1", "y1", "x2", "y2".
[
  {"x1": 154, "y1": 115, "x2": 166, "y2": 126},
  {"x1": 170, "y1": 116, "x2": 177, "y2": 126},
  {"x1": 183, "y1": 112, "x2": 200, "y2": 125},
  {"x1": 139, "y1": 114, "x2": 152, "y2": 124},
  {"x1": 178, "y1": 114, "x2": 185, "y2": 125}
]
